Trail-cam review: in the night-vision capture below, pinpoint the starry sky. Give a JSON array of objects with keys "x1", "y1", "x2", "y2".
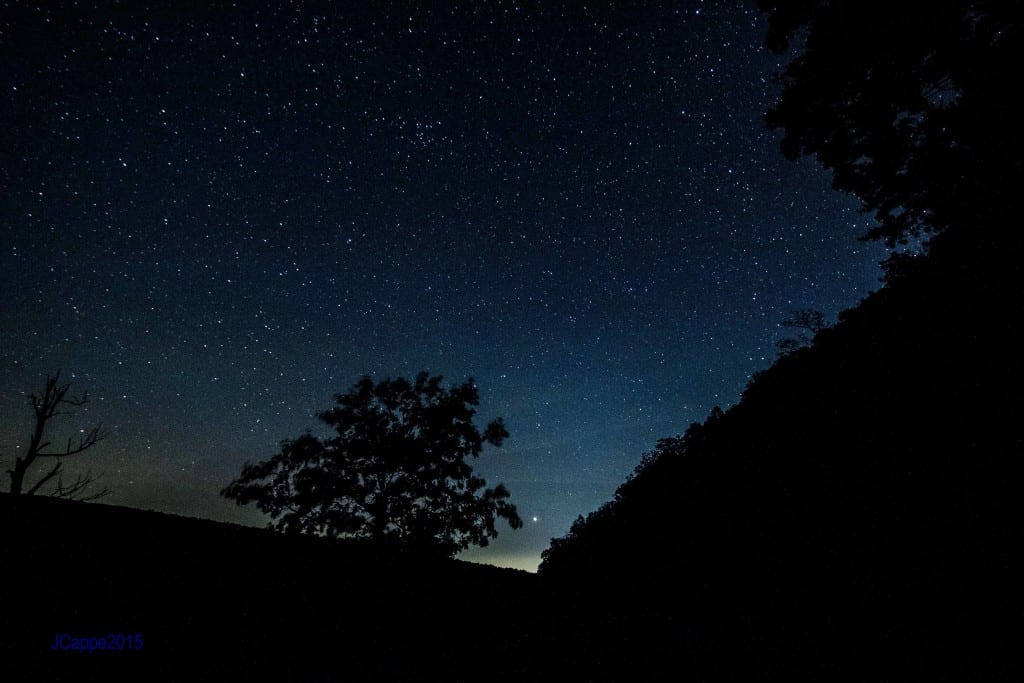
[{"x1": 1, "y1": 0, "x2": 884, "y2": 571}]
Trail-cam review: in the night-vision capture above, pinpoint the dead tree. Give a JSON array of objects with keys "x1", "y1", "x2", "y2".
[
  {"x1": 776, "y1": 309, "x2": 828, "y2": 357},
  {"x1": 5, "y1": 371, "x2": 111, "y2": 501}
]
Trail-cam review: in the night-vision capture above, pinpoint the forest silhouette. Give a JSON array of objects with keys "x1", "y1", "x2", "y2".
[
  {"x1": 3, "y1": 1, "x2": 1021, "y2": 679},
  {"x1": 537, "y1": 1, "x2": 1023, "y2": 678}
]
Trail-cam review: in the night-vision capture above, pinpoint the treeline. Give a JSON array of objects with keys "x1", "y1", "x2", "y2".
[
  {"x1": 537, "y1": 1, "x2": 1024, "y2": 678},
  {"x1": 539, "y1": 246, "x2": 1021, "y2": 677}
]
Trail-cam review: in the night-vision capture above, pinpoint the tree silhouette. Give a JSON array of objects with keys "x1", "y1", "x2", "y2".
[
  {"x1": 221, "y1": 371, "x2": 522, "y2": 557},
  {"x1": 534, "y1": 4, "x2": 1024, "y2": 679},
  {"x1": 4, "y1": 371, "x2": 110, "y2": 501},
  {"x1": 759, "y1": 1, "x2": 1022, "y2": 260},
  {"x1": 775, "y1": 308, "x2": 827, "y2": 356}
]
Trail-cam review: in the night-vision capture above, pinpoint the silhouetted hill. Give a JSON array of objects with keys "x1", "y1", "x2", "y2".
[
  {"x1": 7, "y1": 245, "x2": 1020, "y2": 681},
  {"x1": 1, "y1": 493, "x2": 537, "y2": 681},
  {"x1": 539, "y1": 246, "x2": 1023, "y2": 680}
]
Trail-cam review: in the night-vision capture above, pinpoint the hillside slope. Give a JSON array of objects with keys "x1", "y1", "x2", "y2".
[
  {"x1": 1, "y1": 493, "x2": 536, "y2": 681},
  {"x1": 539, "y1": 246, "x2": 1023, "y2": 679}
]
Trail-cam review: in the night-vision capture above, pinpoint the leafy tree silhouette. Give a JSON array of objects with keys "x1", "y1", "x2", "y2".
[
  {"x1": 222, "y1": 371, "x2": 522, "y2": 558},
  {"x1": 759, "y1": 0, "x2": 1023, "y2": 267},
  {"x1": 537, "y1": 5, "x2": 1024, "y2": 679},
  {"x1": 3, "y1": 370, "x2": 110, "y2": 500}
]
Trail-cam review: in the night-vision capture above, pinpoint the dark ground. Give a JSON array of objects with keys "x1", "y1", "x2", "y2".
[{"x1": 1, "y1": 493, "x2": 542, "y2": 681}]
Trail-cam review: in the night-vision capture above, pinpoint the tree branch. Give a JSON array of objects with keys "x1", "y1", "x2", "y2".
[
  {"x1": 35, "y1": 424, "x2": 107, "y2": 457},
  {"x1": 8, "y1": 370, "x2": 112, "y2": 498},
  {"x1": 25, "y1": 461, "x2": 63, "y2": 496},
  {"x1": 51, "y1": 470, "x2": 110, "y2": 501}
]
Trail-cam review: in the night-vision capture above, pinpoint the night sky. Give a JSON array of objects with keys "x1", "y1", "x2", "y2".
[{"x1": 1, "y1": 1, "x2": 883, "y2": 570}]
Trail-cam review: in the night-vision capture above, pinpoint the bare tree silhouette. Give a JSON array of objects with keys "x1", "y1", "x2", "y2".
[
  {"x1": 5, "y1": 371, "x2": 110, "y2": 501},
  {"x1": 776, "y1": 309, "x2": 828, "y2": 357}
]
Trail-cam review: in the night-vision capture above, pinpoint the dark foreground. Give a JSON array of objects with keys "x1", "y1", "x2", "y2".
[
  {"x1": 1, "y1": 494, "x2": 541, "y2": 681},
  {"x1": 5, "y1": 245, "x2": 1022, "y2": 681}
]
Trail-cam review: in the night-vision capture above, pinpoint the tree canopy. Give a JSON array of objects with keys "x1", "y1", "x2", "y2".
[
  {"x1": 535, "y1": 4, "x2": 1024, "y2": 679},
  {"x1": 759, "y1": 1, "x2": 1022, "y2": 256},
  {"x1": 221, "y1": 371, "x2": 522, "y2": 558}
]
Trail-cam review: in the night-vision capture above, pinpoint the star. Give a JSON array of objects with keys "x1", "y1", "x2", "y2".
[{"x1": 0, "y1": 0, "x2": 884, "y2": 572}]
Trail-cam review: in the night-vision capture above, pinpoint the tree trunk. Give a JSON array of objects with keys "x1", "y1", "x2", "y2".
[{"x1": 9, "y1": 456, "x2": 27, "y2": 495}]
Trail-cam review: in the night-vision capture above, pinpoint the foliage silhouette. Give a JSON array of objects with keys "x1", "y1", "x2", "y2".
[
  {"x1": 3, "y1": 370, "x2": 110, "y2": 501},
  {"x1": 538, "y1": 3, "x2": 1023, "y2": 679},
  {"x1": 759, "y1": 0, "x2": 1023, "y2": 266},
  {"x1": 222, "y1": 371, "x2": 522, "y2": 557}
]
